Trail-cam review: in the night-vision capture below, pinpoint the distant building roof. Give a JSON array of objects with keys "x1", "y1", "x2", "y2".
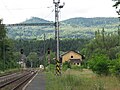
[
  {"x1": 61, "y1": 50, "x2": 81, "y2": 56},
  {"x1": 61, "y1": 50, "x2": 85, "y2": 59}
]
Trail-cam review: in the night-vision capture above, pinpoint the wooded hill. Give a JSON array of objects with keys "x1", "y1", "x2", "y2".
[{"x1": 7, "y1": 17, "x2": 119, "y2": 39}]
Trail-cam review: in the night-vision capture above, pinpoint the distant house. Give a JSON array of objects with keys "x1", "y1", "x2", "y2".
[{"x1": 61, "y1": 51, "x2": 84, "y2": 66}]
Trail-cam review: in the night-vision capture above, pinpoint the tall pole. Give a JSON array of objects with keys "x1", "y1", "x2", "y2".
[
  {"x1": 43, "y1": 33, "x2": 46, "y2": 66},
  {"x1": 53, "y1": 0, "x2": 61, "y2": 75},
  {"x1": 56, "y1": 3, "x2": 60, "y2": 64},
  {"x1": 53, "y1": 0, "x2": 64, "y2": 75}
]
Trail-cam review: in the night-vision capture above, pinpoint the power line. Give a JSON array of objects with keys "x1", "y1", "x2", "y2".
[
  {"x1": 44, "y1": 9, "x2": 54, "y2": 19},
  {"x1": 5, "y1": 23, "x2": 54, "y2": 26},
  {"x1": 0, "y1": 0, "x2": 12, "y2": 14},
  {"x1": 0, "y1": 5, "x2": 54, "y2": 11}
]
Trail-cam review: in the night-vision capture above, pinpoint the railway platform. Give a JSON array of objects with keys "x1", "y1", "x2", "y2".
[{"x1": 23, "y1": 71, "x2": 46, "y2": 90}]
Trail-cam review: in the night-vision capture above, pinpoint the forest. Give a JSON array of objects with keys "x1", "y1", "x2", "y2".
[{"x1": 1, "y1": 16, "x2": 120, "y2": 76}]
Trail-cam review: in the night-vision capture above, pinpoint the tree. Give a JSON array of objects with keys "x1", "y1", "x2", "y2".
[
  {"x1": 27, "y1": 52, "x2": 38, "y2": 68},
  {"x1": 0, "y1": 19, "x2": 6, "y2": 71},
  {"x1": 88, "y1": 54, "x2": 109, "y2": 75},
  {"x1": 83, "y1": 28, "x2": 120, "y2": 60},
  {"x1": 0, "y1": 19, "x2": 6, "y2": 58}
]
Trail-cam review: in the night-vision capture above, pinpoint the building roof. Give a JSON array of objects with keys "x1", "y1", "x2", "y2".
[
  {"x1": 61, "y1": 50, "x2": 81, "y2": 56},
  {"x1": 61, "y1": 50, "x2": 85, "y2": 59}
]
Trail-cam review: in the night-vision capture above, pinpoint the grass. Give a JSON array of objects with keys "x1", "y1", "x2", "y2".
[
  {"x1": 45, "y1": 69, "x2": 120, "y2": 90},
  {"x1": 0, "y1": 68, "x2": 23, "y2": 76}
]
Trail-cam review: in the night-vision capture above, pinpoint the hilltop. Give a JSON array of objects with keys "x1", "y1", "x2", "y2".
[
  {"x1": 22, "y1": 17, "x2": 52, "y2": 23},
  {"x1": 62, "y1": 17, "x2": 119, "y2": 27}
]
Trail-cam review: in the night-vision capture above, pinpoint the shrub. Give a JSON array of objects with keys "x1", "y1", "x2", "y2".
[
  {"x1": 71, "y1": 65, "x2": 83, "y2": 71},
  {"x1": 109, "y1": 59, "x2": 120, "y2": 76},
  {"x1": 62, "y1": 61, "x2": 71, "y2": 71},
  {"x1": 88, "y1": 54, "x2": 109, "y2": 75},
  {"x1": 45, "y1": 64, "x2": 55, "y2": 72}
]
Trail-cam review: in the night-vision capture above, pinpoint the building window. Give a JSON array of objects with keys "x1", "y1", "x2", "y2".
[
  {"x1": 77, "y1": 63, "x2": 79, "y2": 65},
  {"x1": 71, "y1": 56, "x2": 73, "y2": 58}
]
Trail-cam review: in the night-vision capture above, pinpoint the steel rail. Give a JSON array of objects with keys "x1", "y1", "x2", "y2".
[{"x1": 12, "y1": 71, "x2": 37, "y2": 90}]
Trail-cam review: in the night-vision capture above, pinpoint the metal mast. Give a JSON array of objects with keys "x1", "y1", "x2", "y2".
[
  {"x1": 53, "y1": 0, "x2": 60, "y2": 75},
  {"x1": 53, "y1": 0, "x2": 64, "y2": 75},
  {"x1": 55, "y1": 1, "x2": 60, "y2": 64}
]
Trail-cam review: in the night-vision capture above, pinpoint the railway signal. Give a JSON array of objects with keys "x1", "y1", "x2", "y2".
[
  {"x1": 47, "y1": 48, "x2": 50, "y2": 54},
  {"x1": 20, "y1": 49, "x2": 24, "y2": 54},
  {"x1": 47, "y1": 48, "x2": 50, "y2": 64}
]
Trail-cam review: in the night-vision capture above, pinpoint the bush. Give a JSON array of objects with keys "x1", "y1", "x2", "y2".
[
  {"x1": 71, "y1": 65, "x2": 83, "y2": 71},
  {"x1": 88, "y1": 54, "x2": 109, "y2": 75},
  {"x1": 45, "y1": 64, "x2": 55, "y2": 72},
  {"x1": 109, "y1": 59, "x2": 120, "y2": 76},
  {"x1": 62, "y1": 61, "x2": 71, "y2": 71}
]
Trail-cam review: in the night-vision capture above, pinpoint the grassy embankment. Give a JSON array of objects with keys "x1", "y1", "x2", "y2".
[
  {"x1": 0, "y1": 68, "x2": 23, "y2": 76},
  {"x1": 45, "y1": 69, "x2": 120, "y2": 90}
]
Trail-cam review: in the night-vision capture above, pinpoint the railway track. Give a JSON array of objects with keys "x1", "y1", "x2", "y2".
[
  {"x1": 0, "y1": 70, "x2": 37, "y2": 90},
  {"x1": 0, "y1": 72, "x2": 22, "y2": 84}
]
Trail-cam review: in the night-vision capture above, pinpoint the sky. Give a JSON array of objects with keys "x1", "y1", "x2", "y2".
[{"x1": 0, "y1": 0, "x2": 118, "y2": 24}]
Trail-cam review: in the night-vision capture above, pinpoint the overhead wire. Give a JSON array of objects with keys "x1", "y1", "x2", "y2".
[
  {"x1": 0, "y1": 1, "x2": 55, "y2": 54},
  {"x1": 0, "y1": 0, "x2": 54, "y2": 23},
  {"x1": 44, "y1": 9, "x2": 54, "y2": 19},
  {"x1": 0, "y1": 0, "x2": 12, "y2": 14}
]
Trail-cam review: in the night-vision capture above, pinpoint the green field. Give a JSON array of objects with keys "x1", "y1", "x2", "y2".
[{"x1": 46, "y1": 69, "x2": 120, "y2": 90}]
